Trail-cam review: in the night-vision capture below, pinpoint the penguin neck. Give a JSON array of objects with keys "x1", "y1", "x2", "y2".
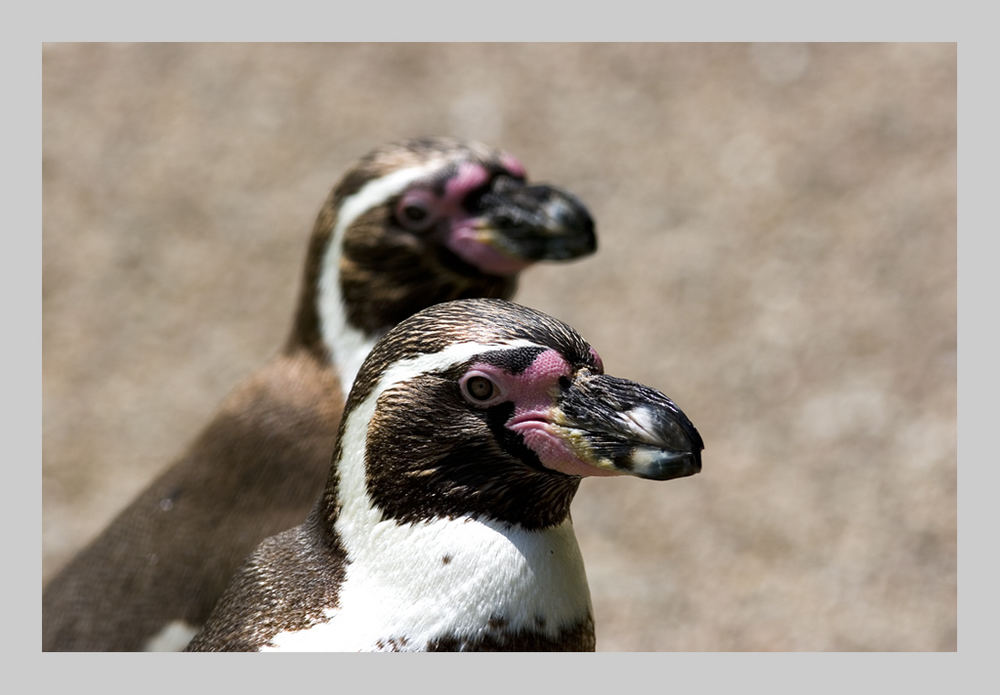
[
  {"x1": 284, "y1": 213, "x2": 385, "y2": 391},
  {"x1": 315, "y1": 234, "x2": 517, "y2": 393},
  {"x1": 298, "y1": 410, "x2": 592, "y2": 653}
]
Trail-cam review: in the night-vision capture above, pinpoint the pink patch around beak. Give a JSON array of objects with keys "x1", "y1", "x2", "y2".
[
  {"x1": 508, "y1": 413, "x2": 623, "y2": 478},
  {"x1": 501, "y1": 349, "x2": 622, "y2": 478},
  {"x1": 444, "y1": 162, "x2": 490, "y2": 202},
  {"x1": 442, "y1": 161, "x2": 534, "y2": 276},
  {"x1": 500, "y1": 153, "x2": 527, "y2": 179},
  {"x1": 446, "y1": 225, "x2": 534, "y2": 276}
]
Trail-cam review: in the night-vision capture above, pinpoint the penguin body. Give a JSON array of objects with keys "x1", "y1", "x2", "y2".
[
  {"x1": 43, "y1": 138, "x2": 596, "y2": 651},
  {"x1": 187, "y1": 299, "x2": 703, "y2": 652},
  {"x1": 195, "y1": 512, "x2": 595, "y2": 652}
]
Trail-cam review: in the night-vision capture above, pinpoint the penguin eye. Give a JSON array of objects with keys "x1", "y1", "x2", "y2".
[
  {"x1": 459, "y1": 372, "x2": 502, "y2": 406},
  {"x1": 396, "y1": 192, "x2": 436, "y2": 231},
  {"x1": 402, "y1": 202, "x2": 428, "y2": 223},
  {"x1": 465, "y1": 376, "x2": 495, "y2": 401}
]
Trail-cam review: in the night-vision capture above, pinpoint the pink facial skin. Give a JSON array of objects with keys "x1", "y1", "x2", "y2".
[
  {"x1": 499, "y1": 153, "x2": 527, "y2": 179},
  {"x1": 464, "y1": 349, "x2": 622, "y2": 478},
  {"x1": 444, "y1": 161, "x2": 535, "y2": 276},
  {"x1": 443, "y1": 161, "x2": 491, "y2": 202},
  {"x1": 446, "y1": 227, "x2": 535, "y2": 276}
]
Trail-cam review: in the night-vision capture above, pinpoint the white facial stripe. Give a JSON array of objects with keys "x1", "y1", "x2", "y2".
[
  {"x1": 318, "y1": 160, "x2": 448, "y2": 390},
  {"x1": 263, "y1": 338, "x2": 593, "y2": 651},
  {"x1": 337, "y1": 338, "x2": 542, "y2": 529}
]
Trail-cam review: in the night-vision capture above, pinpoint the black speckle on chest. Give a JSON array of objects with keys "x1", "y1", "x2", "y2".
[
  {"x1": 423, "y1": 615, "x2": 595, "y2": 652},
  {"x1": 374, "y1": 635, "x2": 411, "y2": 651}
]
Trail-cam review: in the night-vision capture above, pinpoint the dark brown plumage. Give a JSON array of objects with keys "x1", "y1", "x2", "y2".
[{"x1": 42, "y1": 354, "x2": 342, "y2": 650}]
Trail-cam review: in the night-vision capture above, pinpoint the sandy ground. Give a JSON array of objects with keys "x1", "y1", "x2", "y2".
[{"x1": 41, "y1": 43, "x2": 956, "y2": 651}]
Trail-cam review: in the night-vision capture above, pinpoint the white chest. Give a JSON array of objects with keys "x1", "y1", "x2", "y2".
[{"x1": 261, "y1": 517, "x2": 593, "y2": 652}]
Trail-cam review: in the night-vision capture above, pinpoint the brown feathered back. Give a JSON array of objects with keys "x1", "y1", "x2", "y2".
[{"x1": 42, "y1": 351, "x2": 341, "y2": 649}]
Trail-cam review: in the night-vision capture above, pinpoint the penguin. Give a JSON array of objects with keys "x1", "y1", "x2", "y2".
[
  {"x1": 42, "y1": 138, "x2": 597, "y2": 651},
  {"x1": 186, "y1": 298, "x2": 703, "y2": 652}
]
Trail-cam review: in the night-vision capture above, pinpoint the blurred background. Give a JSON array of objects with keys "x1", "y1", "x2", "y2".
[{"x1": 42, "y1": 43, "x2": 956, "y2": 651}]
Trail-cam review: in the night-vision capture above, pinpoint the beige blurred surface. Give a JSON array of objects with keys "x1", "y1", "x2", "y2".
[{"x1": 41, "y1": 43, "x2": 956, "y2": 651}]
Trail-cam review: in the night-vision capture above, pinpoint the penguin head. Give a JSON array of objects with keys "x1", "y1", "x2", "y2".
[
  {"x1": 330, "y1": 299, "x2": 703, "y2": 531},
  {"x1": 293, "y1": 138, "x2": 597, "y2": 355},
  {"x1": 337, "y1": 137, "x2": 596, "y2": 276}
]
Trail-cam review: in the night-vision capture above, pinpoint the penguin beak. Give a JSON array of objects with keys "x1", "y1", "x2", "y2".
[
  {"x1": 512, "y1": 371, "x2": 703, "y2": 481},
  {"x1": 449, "y1": 177, "x2": 597, "y2": 275}
]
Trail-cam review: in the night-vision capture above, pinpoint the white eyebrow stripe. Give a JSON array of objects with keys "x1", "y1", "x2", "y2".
[
  {"x1": 317, "y1": 159, "x2": 449, "y2": 390},
  {"x1": 364, "y1": 338, "x2": 545, "y2": 403}
]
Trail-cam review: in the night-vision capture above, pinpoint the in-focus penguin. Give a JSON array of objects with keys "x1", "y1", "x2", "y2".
[
  {"x1": 42, "y1": 138, "x2": 597, "y2": 651},
  {"x1": 186, "y1": 298, "x2": 703, "y2": 652}
]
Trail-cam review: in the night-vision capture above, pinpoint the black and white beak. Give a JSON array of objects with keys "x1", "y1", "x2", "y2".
[
  {"x1": 558, "y1": 371, "x2": 703, "y2": 480},
  {"x1": 472, "y1": 176, "x2": 597, "y2": 263},
  {"x1": 511, "y1": 369, "x2": 703, "y2": 481}
]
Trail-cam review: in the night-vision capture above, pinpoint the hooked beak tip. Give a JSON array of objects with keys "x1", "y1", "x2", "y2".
[
  {"x1": 550, "y1": 372, "x2": 704, "y2": 481},
  {"x1": 476, "y1": 183, "x2": 597, "y2": 262},
  {"x1": 626, "y1": 448, "x2": 702, "y2": 481}
]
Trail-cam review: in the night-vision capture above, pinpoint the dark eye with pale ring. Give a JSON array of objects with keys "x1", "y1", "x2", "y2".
[
  {"x1": 401, "y1": 203, "x2": 428, "y2": 224},
  {"x1": 396, "y1": 194, "x2": 436, "y2": 231},
  {"x1": 464, "y1": 376, "x2": 495, "y2": 402}
]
